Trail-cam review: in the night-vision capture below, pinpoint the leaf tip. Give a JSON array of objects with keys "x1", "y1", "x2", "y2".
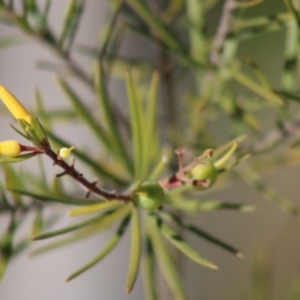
[
  {"x1": 237, "y1": 252, "x2": 244, "y2": 259},
  {"x1": 209, "y1": 263, "x2": 219, "y2": 270}
]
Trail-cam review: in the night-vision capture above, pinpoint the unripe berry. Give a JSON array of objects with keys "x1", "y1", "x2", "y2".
[
  {"x1": 133, "y1": 180, "x2": 164, "y2": 211},
  {"x1": 188, "y1": 160, "x2": 218, "y2": 190}
]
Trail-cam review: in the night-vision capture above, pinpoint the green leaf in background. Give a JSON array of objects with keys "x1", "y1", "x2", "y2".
[
  {"x1": 0, "y1": 35, "x2": 27, "y2": 47},
  {"x1": 0, "y1": 213, "x2": 16, "y2": 281},
  {"x1": 160, "y1": 210, "x2": 243, "y2": 258},
  {"x1": 142, "y1": 236, "x2": 157, "y2": 300},
  {"x1": 169, "y1": 198, "x2": 255, "y2": 213},
  {"x1": 9, "y1": 189, "x2": 105, "y2": 206},
  {"x1": 126, "y1": 71, "x2": 145, "y2": 179},
  {"x1": 33, "y1": 203, "x2": 131, "y2": 240},
  {"x1": 144, "y1": 71, "x2": 160, "y2": 169},
  {"x1": 157, "y1": 216, "x2": 219, "y2": 270},
  {"x1": 244, "y1": 55, "x2": 271, "y2": 89},
  {"x1": 31, "y1": 207, "x2": 43, "y2": 238},
  {"x1": 0, "y1": 153, "x2": 40, "y2": 163},
  {"x1": 57, "y1": 77, "x2": 111, "y2": 149},
  {"x1": 127, "y1": 0, "x2": 185, "y2": 54},
  {"x1": 250, "y1": 251, "x2": 270, "y2": 300},
  {"x1": 94, "y1": 62, "x2": 133, "y2": 176},
  {"x1": 126, "y1": 205, "x2": 141, "y2": 293},
  {"x1": 58, "y1": 0, "x2": 84, "y2": 53},
  {"x1": 240, "y1": 167, "x2": 300, "y2": 218},
  {"x1": 147, "y1": 215, "x2": 187, "y2": 300},
  {"x1": 229, "y1": 69, "x2": 284, "y2": 106},
  {"x1": 5, "y1": 166, "x2": 24, "y2": 205},
  {"x1": 68, "y1": 200, "x2": 122, "y2": 216},
  {"x1": 66, "y1": 214, "x2": 130, "y2": 282}
]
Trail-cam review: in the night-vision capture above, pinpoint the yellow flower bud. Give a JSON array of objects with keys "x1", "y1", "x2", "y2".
[
  {"x1": 59, "y1": 146, "x2": 75, "y2": 159},
  {"x1": 0, "y1": 84, "x2": 33, "y2": 124},
  {"x1": 0, "y1": 140, "x2": 21, "y2": 157}
]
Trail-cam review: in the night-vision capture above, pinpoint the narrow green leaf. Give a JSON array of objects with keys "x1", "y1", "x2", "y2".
[
  {"x1": 0, "y1": 254, "x2": 7, "y2": 281},
  {"x1": 186, "y1": 0, "x2": 205, "y2": 62},
  {"x1": 157, "y1": 218, "x2": 219, "y2": 269},
  {"x1": 57, "y1": 77, "x2": 111, "y2": 148},
  {"x1": 0, "y1": 152, "x2": 39, "y2": 163},
  {"x1": 287, "y1": 273, "x2": 300, "y2": 300},
  {"x1": 5, "y1": 166, "x2": 24, "y2": 205},
  {"x1": 66, "y1": 214, "x2": 130, "y2": 281},
  {"x1": 31, "y1": 204, "x2": 131, "y2": 255},
  {"x1": 170, "y1": 198, "x2": 256, "y2": 212},
  {"x1": 58, "y1": 0, "x2": 84, "y2": 53},
  {"x1": 149, "y1": 153, "x2": 169, "y2": 181},
  {"x1": 281, "y1": 19, "x2": 298, "y2": 91},
  {"x1": 147, "y1": 215, "x2": 186, "y2": 300},
  {"x1": 33, "y1": 210, "x2": 111, "y2": 240},
  {"x1": 127, "y1": 0, "x2": 185, "y2": 54},
  {"x1": 142, "y1": 237, "x2": 157, "y2": 300},
  {"x1": 31, "y1": 208, "x2": 43, "y2": 237},
  {"x1": 250, "y1": 251, "x2": 270, "y2": 300},
  {"x1": 244, "y1": 55, "x2": 271, "y2": 88},
  {"x1": 64, "y1": 0, "x2": 84, "y2": 53},
  {"x1": 240, "y1": 167, "x2": 300, "y2": 218},
  {"x1": 273, "y1": 90, "x2": 300, "y2": 104},
  {"x1": 284, "y1": 0, "x2": 300, "y2": 28},
  {"x1": 68, "y1": 200, "x2": 122, "y2": 216},
  {"x1": 41, "y1": 0, "x2": 51, "y2": 27},
  {"x1": 36, "y1": 61, "x2": 70, "y2": 74},
  {"x1": 0, "y1": 35, "x2": 27, "y2": 47},
  {"x1": 144, "y1": 71, "x2": 160, "y2": 168},
  {"x1": 160, "y1": 211, "x2": 243, "y2": 258},
  {"x1": 126, "y1": 206, "x2": 142, "y2": 293},
  {"x1": 0, "y1": 213, "x2": 16, "y2": 281},
  {"x1": 98, "y1": 1, "x2": 123, "y2": 58},
  {"x1": 126, "y1": 72, "x2": 145, "y2": 179},
  {"x1": 8, "y1": 122, "x2": 28, "y2": 139},
  {"x1": 214, "y1": 142, "x2": 237, "y2": 170},
  {"x1": 10, "y1": 189, "x2": 105, "y2": 206},
  {"x1": 95, "y1": 62, "x2": 133, "y2": 176},
  {"x1": 214, "y1": 134, "x2": 247, "y2": 159},
  {"x1": 229, "y1": 69, "x2": 283, "y2": 106},
  {"x1": 35, "y1": 87, "x2": 52, "y2": 130},
  {"x1": 58, "y1": 0, "x2": 78, "y2": 48}
]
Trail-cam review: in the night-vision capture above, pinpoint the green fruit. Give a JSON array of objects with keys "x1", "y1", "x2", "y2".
[
  {"x1": 133, "y1": 180, "x2": 165, "y2": 211},
  {"x1": 187, "y1": 160, "x2": 218, "y2": 190}
]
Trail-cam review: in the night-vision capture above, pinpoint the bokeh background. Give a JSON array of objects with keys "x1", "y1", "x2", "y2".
[{"x1": 1, "y1": 1, "x2": 300, "y2": 300}]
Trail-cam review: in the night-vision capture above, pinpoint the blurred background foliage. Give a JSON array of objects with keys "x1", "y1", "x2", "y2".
[{"x1": 1, "y1": 0, "x2": 300, "y2": 299}]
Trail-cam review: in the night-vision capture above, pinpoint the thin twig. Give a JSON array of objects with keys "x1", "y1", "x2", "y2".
[{"x1": 210, "y1": 0, "x2": 237, "y2": 65}]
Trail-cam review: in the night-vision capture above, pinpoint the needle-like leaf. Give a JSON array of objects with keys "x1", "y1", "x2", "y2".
[
  {"x1": 157, "y1": 217, "x2": 219, "y2": 269},
  {"x1": 66, "y1": 214, "x2": 130, "y2": 281},
  {"x1": 147, "y1": 215, "x2": 187, "y2": 300},
  {"x1": 142, "y1": 236, "x2": 157, "y2": 300},
  {"x1": 126, "y1": 206, "x2": 142, "y2": 293},
  {"x1": 126, "y1": 72, "x2": 145, "y2": 179},
  {"x1": 160, "y1": 210, "x2": 244, "y2": 258},
  {"x1": 68, "y1": 200, "x2": 122, "y2": 217}
]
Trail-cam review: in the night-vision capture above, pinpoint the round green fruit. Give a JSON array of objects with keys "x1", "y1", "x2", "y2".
[
  {"x1": 187, "y1": 160, "x2": 218, "y2": 190},
  {"x1": 133, "y1": 180, "x2": 165, "y2": 211}
]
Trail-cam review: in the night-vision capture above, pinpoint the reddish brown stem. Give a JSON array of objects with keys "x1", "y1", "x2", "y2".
[{"x1": 43, "y1": 146, "x2": 132, "y2": 202}]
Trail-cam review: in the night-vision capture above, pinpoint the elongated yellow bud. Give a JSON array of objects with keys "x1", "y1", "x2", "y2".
[
  {"x1": 59, "y1": 146, "x2": 75, "y2": 159},
  {"x1": 0, "y1": 84, "x2": 33, "y2": 124},
  {"x1": 0, "y1": 140, "x2": 21, "y2": 157}
]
